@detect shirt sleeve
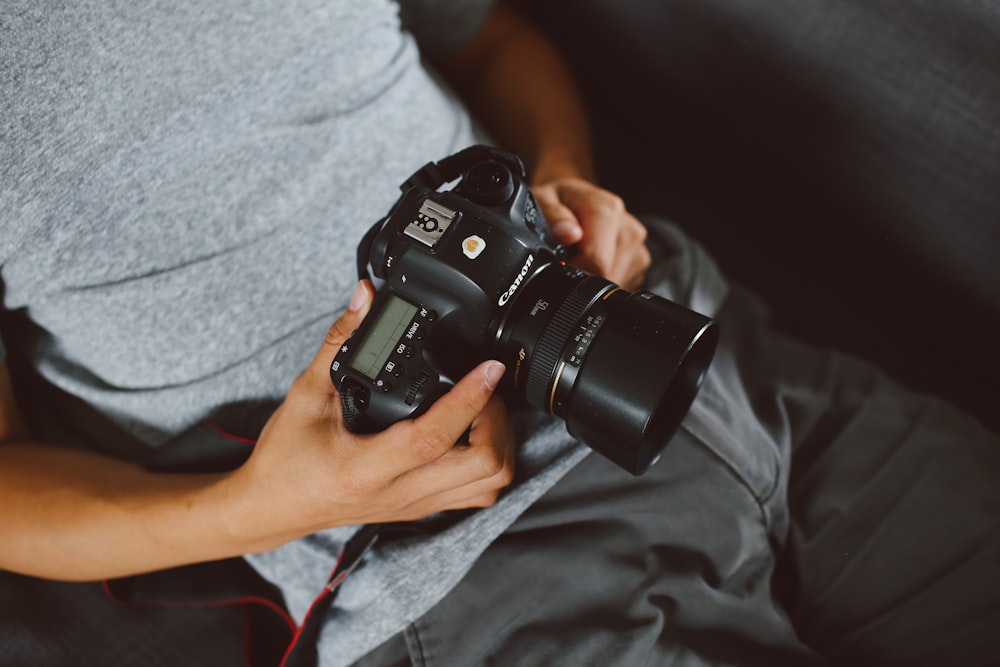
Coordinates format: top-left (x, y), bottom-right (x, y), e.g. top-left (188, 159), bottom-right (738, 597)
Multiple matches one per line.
top-left (397, 0), bottom-right (496, 59)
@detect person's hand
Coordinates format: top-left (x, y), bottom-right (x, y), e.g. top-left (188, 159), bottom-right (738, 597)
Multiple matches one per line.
top-left (532, 177), bottom-right (651, 291)
top-left (227, 281), bottom-right (515, 551)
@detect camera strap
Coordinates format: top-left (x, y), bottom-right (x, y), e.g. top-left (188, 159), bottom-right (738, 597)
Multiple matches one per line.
top-left (402, 144), bottom-right (526, 192)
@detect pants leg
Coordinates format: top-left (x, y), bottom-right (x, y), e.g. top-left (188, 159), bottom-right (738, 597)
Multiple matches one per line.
top-left (358, 430), bottom-right (818, 667)
top-left (709, 278), bottom-right (1000, 666)
top-left (768, 324), bottom-right (1000, 665)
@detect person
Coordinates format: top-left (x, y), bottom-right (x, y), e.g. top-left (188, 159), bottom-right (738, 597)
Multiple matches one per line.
top-left (1, 1), bottom-right (997, 666)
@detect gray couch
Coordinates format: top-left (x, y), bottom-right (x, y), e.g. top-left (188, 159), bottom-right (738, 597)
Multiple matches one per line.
top-left (514, 0), bottom-right (1000, 429)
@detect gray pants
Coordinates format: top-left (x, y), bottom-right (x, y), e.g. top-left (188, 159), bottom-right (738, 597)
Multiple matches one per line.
top-left (357, 221), bottom-right (1000, 666)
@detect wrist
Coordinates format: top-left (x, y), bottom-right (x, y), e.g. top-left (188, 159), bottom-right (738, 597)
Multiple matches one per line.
top-left (529, 142), bottom-right (596, 186)
top-left (216, 464), bottom-right (303, 555)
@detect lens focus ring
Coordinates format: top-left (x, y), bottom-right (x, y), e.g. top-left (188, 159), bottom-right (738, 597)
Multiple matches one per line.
top-left (525, 275), bottom-right (611, 411)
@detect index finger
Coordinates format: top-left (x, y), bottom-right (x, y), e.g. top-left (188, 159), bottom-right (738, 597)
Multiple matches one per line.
top-left (561, 188), bottom-right (626, 264)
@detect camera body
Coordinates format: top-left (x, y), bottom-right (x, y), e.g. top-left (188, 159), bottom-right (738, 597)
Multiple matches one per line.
top-left (331, 146), bottom-right (717, 475)
top-left (331, 147), bottom-right (560, 425)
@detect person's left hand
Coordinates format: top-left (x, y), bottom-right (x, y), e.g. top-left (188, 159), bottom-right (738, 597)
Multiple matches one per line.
top-left (531, 177), bottom-right (651, 291)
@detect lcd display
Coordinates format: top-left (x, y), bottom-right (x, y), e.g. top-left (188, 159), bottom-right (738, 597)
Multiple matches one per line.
top-left (351, 294), bottom-right (418, 380)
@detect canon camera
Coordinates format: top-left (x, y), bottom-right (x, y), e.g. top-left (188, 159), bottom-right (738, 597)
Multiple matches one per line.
top-left (330, 145), bottom-right (718, 474)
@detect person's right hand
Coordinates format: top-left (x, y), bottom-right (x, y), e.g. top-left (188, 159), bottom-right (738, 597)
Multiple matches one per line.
top-left (532, 177), bottom-right (651, 291)
top-left (227, 281), bottom-right (515, 553)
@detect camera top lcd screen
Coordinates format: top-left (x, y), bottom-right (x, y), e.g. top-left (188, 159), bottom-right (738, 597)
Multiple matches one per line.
top-left (351, 294), bottom-right (418, 380)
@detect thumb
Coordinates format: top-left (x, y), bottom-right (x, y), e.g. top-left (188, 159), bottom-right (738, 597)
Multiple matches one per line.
top-left (306, 280), bottom-right (375, 384)
top-left (534, 185), bottom-right (583, 245)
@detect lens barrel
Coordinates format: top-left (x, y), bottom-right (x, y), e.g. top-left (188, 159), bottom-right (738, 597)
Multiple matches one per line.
top-left (497, 264), bottom-right (718, 475)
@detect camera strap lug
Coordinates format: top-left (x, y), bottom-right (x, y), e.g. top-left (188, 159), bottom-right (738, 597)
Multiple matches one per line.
top-left (401, 162), bottom-right (447, 192)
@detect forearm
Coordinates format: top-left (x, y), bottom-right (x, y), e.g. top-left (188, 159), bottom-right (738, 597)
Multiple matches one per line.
top-left (436, 2), bottom-right (595, 184)
top-left (0, 287), bottom-right (515, 582)
top-left (0, 442), bottom-right (254, 581)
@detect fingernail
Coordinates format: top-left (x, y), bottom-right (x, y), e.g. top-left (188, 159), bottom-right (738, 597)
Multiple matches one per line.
top-left (348, 281), bottom-right (368, 312)
top-left (484, 361), bottom-right (506, 390)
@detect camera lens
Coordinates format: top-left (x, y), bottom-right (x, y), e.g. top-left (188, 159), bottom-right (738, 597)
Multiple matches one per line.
top-left (496, 263), bottom-right (717, 475)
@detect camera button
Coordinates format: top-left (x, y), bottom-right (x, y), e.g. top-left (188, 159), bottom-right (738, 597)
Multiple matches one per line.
top-left (375, 379), bottom-right (392, 393)
top-left (401, 345), bottom-right (415, 359)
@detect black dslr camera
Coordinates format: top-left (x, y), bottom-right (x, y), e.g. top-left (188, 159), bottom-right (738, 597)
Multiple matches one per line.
top-left (330, 146), bottom-right (718, 475)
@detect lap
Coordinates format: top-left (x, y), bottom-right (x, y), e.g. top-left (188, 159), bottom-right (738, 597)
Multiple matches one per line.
top-left (357, 227), bottom-right (1000, 666)
top-left (365, 431), bottom-right (816, 667)
top-left (773, 342), bottom-right (1000, 665)
top-left (714, 283), bottom-right (1000, 666)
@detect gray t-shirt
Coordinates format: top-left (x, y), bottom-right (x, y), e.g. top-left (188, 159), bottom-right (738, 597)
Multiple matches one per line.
top-left (1, 0), bottom-right (486, 444)
top-left (1, 2), bottom-right (726, 664)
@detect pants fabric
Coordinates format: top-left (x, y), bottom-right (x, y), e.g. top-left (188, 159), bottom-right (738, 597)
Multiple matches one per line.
top-left (354, 221), bottom-right (1000, 667)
